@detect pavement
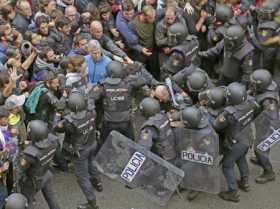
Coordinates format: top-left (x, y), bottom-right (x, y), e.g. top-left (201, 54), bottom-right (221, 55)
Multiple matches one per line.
top-left (34, 145), bottom-right (280, 209)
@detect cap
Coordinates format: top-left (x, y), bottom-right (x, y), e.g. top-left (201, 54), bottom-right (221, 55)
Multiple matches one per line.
top-left (5, 95), bottom-right (26, 110)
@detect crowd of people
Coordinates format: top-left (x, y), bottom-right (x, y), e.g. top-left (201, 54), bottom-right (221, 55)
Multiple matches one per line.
top-left (0, 0), bottom-right (279, 208)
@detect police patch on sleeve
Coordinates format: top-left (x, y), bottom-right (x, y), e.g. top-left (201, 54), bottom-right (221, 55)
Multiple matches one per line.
top-left (141, 131), bottom-right (150, 140)
top-left (248, 59), bottom-right (253, 66)
top-left (20, 159), bottom-right (27, 167)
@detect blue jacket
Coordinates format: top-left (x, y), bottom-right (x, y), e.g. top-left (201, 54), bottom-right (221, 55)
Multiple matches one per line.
top-left (0, 43), bottom-right (7, 64)
top-left (85, 55), bottom-right (111, 85)
top-left (116, 11), bottom-right (138, 45)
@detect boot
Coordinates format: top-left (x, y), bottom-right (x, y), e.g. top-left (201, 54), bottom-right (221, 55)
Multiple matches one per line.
top-left (90, 177), bottom-right (103, 192)
top-left (219, 190), bottom-right (240, 203)
top-left (250, 157), bottom-right (261, 167)
top-left (77, 200), bottom-right (99, 209)
top-left (187, 190), bottom-right (200, 201)
top-left (237, 176), bottom-right (250, 192)
top-left (255, 170), bottom-right (275, 184)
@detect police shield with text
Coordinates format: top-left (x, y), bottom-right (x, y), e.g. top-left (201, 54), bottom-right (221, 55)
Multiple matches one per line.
top-left (214, 82), bottom-right (259, 202)
top-left (249, 69), bottom-right (280, 184)
top-left (19, 120), bottom-right (61, 209)
top-left (93, 131), bottom-right (184, 206)
top-left (175, 106), bottom-right (220, 201)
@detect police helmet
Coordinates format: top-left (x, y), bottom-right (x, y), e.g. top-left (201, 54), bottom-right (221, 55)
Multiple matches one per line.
top-left (140, 97), bottom-right (160, 117)
top-left (199, 86), bottom-right (226, 108)
top-left (67, 92), bottom-right (87, 112)
top-left (226, 82), bottom-right (247, 105)
top-left (5, 193), bottom-right (28, 209)
top-left (168, 22), bottom-right (188, 46)
top-left (27, 120), bottom-right (48, 142)
top-left (187, 70), bottom-right (208, 92)
top-left (166, 51), bottom-right (185, 73)
top-left (106, 61), bottom-right (124, 78)
top-left (258, 1), bottom-right (279, 21)
top-left (181, 106), bottom-right (207, 128)
top-left (250, 69), bottom-right (272, 92)
top-left (224, 25), bottom-right (245, 51)
top-left (216, 4), bottom-right (234, 23)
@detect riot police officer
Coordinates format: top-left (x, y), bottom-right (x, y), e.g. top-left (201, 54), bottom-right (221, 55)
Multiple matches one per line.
top-left (5, 193), bottom-right (28, 209)
top-left (249, 69), bottom-right (279, 184)
top-left (249, 1), bottom-right (280, 74)
top-left (198, 86), bottom-right (227, 124)
top-left (214, 82), bottom-right (259, 202)
top-left (199, 25), bottom-right (255, 86)
top-left (175, 106), bottom-right (219, 201)
top-left (207, 4), bottom-right (233, 47)
top-left (174, 67), bottom-right (214, 104)
top-left (160, 22), bottom-right (199, 80)
top-left (55, 92), bottom-right (100, 209)
top-left (19, 120), bottom-right (61, 209)
top-left (138, 97), bottom-right (177, 163)
top-left (92, 61), bottom-right (151, 143)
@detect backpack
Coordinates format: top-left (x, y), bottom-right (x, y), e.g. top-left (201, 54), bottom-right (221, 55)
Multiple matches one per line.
top-left (25, 83), bottom-right (48, 114)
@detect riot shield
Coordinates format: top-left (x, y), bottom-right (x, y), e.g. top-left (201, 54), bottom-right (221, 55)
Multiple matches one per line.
top-left (254, 111), bottom-right (280, 158)
top-left (175, 127), bottom-right (220, 194)
top-left (93, 131), bottom-right (184, 206)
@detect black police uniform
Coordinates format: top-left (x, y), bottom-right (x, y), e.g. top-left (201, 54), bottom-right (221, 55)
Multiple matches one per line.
top-left (57, 108), bottom-right (100, 207)
top-left (20, 134), bottom-right (60, 209)
top-left (201, 39), bottom-right (254, 86)
top-left (138, 112), bottom-right (177, 162)
top-left (214, 96), bottom-right (258, 194)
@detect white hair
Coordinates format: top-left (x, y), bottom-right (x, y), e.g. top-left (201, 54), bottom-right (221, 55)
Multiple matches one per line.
top-left (87, 39), bottom-right (101, 51)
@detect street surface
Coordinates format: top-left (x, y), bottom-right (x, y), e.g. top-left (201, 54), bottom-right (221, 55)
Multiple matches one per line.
top-left (35, 146), bottom-right (280, 209)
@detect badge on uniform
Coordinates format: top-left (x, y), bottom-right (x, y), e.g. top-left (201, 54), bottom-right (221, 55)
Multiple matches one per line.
top-left (261, 30), bottom-right (268, 37)
top-left (141, 131), bottom-right (150, 140)
top-left (248, 59), bottom-right (253, 66)
top-left (20, 159), bottom-right (27, 168)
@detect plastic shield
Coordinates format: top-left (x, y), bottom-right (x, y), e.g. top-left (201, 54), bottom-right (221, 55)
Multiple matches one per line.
top-left (254, 111), bottom-right (280, 153)
top-left (93, 131), bottom-right (184, 206)
top-left (175, 127), bottom-right (220, 194)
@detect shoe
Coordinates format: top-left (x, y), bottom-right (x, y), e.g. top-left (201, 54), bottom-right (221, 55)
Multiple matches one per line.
top-left (255, 171), bottom-right (275, 184)
top-left (250, 157), bottom-right (261, 167)
top-left (219, 190), bottom-right (240, 203)
top-left (90, 177), bottom-right (103, 192)
top-left (77, 200), bottom-right (99, 209)
top-left (237, 176), bottom-right (250, 192)
top-left (187, 190), bottom-right (200, 201)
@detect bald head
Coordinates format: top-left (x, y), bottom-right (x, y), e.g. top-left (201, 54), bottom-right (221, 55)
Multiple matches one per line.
top-left (17, 0), bottom-right (32, 18)
top-left (65, 5), bottom-right (77, 22)
top-left (90, 21), bottom-right (103, 39)
top-left (153, 85), bottom-right (170, 103)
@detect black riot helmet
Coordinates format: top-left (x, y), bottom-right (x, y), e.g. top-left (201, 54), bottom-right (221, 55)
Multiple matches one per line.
top-left (106, 61), bottom-right (124, 78)
top-left (199, 86), bottom-right (226, 109)
top-left (140, 97), bottom-right (160, 117)
top-left (226, 82), bottom-right (247, 105)
top-left (186, 70), bottom-right (208, 92)
top-left (250, 69), bottom-right (272, 92)
top-left (181, 106), bottom-right (207, 128)
top-left (165, 51), bottom-right (185, 73)
top-left (224, 25), bottom-right (245, 51)
top-left (5, 193), bottom-right (28, 209)
top-left (27, 120), bottom-right (49, 142)
top-left (168, 22), bottom-right (188, 46)
top-left (67, 92), bottom-right (87, 112)
top-left (215, 4), bottom-right (234, 23)
top-left (258, 1), bottom-right (279, 21)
